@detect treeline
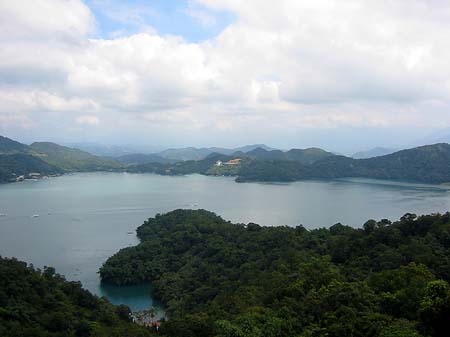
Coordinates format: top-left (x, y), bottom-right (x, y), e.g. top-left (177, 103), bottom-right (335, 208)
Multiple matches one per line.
top-left (0, 256), bottom-right (151, 337)
top-left (100, 209), bottom-right (450, 337)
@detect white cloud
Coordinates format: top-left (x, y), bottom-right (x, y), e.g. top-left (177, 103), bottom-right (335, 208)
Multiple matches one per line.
top-left (76, 115), bottom-right (100, 125)
top-left (0, 0), bottom-right (95, 40)
top-left (1, 0), bottom-right (450, 150)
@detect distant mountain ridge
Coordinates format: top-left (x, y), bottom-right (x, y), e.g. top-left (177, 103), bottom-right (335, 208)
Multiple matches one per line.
top-left (156, 144), bottom-right (274, 161)
top-left (30, 142), bottom-right (122, 172)
top-left (3, 134), bottom-right (450, 185)
top-left (237, 143), bottom-right (450, 184)
top-left (240, 147), bottom-right (335, 164)
top-left (117, 153), bottom-right (176, 165)
top-left (352, 147), bottom-right (397, 159)
top-left (117, 145), bottom-right (331, 165)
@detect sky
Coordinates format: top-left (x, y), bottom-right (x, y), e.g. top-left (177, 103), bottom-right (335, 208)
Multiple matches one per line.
top-left (1, 0), bottom-right (450, 154)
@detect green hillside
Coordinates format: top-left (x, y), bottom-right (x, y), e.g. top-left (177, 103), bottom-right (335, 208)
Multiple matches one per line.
top-left (100, 209), bottom-right (450, 337)
top-left (237, 143), bottom-right (450, 184)
top-left (244, 147), bottom-right (335, 164)
top-left (30, 142), bottom-right (123, 172)
top-left (0, 135), bottom-right (31, 154)
top-left (0, 256), bottom-right (151, 337)
top-left (0, 154), bottom-right (62, 183)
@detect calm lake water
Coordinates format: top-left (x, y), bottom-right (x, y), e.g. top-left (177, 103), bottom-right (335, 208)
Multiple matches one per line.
top-left (1, 172), bottom-right (450, 311)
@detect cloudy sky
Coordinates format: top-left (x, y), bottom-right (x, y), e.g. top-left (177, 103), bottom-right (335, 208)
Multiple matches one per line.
top-left (1, 0), bottom-right (450, 153)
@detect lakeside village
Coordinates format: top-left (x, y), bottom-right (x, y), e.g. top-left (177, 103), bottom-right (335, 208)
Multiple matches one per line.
top-left (9, 172), bottom-right (60, 183)
top-left (130, 308), bottom-right (164, 332)
top-left (214, 158), bottom-right (242, 166)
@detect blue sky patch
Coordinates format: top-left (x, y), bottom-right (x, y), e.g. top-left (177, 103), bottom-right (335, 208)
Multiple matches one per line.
top-left (85, 0), bottom-right (235, 41)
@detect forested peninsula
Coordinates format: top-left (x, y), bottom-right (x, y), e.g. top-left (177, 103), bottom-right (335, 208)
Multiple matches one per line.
top-left (100, 209), bottom-right (450, 337)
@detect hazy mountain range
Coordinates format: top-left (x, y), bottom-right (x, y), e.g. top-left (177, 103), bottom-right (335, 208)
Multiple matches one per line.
top-left (3, 135), bottom-right (450, 185)
top-left (352, 147), bottom-right (397, 159)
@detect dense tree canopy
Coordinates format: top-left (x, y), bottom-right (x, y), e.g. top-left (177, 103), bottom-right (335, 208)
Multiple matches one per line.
top-left (100, 209), bottom-right (450, 337)
top-left (0, 257), bottom-right (151, 337)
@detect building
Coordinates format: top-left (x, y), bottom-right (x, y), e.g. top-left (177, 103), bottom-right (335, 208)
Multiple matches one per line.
top-left (215, 160), bottom-right (223, 166)
top-left (224, 158), bottom-right (242, 165)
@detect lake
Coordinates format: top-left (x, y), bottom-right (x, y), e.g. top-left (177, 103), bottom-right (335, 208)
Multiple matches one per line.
top-left (1, 172), bottom-right (450, 312)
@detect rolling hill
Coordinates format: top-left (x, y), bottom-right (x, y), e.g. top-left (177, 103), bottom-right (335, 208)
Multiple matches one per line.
top-left (237, 143), bottom-right (450, 184)
top-left (0, 135), bottom-right (31, 154)
top-left (241, 147), bottom-right (335, 164)
top-left (29, 142), bottom-right (123, 172)
top-left (157, 144), bottom-right (275, 161)
top-left (352, 147), bottom-right (397, 159)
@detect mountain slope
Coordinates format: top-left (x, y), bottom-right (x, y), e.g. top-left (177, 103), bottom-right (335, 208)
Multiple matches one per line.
top-left (30, 142), bottom-right (123, 172)
top-left (352, 147), bottom-right (397, 159)
top-left (0, 135), bottom-right (30, 154)
top-left (239, 147), bottom-right (335, 164)
top-left (157, 144), bottom-right (275, 161)
top-left (0, 153), bottom-right (63, 182)
top-left (238, 143), bottom-right (450, 183)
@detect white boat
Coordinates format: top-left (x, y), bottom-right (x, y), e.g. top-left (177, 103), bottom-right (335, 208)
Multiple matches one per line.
top-left (32, 214), bottom-right (40, 218)
top-left (0, 213), bottom-right (6, 217)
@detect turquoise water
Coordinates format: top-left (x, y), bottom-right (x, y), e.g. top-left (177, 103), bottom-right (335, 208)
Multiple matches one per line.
top-left (1, 172), bottom-right (450, 311)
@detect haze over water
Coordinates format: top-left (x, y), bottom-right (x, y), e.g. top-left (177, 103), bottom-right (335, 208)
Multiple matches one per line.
top-left (1, 172), bottom-right (450, 310)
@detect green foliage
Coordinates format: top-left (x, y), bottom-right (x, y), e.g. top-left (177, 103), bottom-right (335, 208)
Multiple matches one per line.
top-left (418, 280), bottom-right (450, 337)
top-left (100, 209), bottom-right (450, 336)
top-left (0, 256), bottom-right (151, 337)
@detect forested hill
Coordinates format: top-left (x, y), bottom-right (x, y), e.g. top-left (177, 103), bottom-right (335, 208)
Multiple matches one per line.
top-left (237, 143), bottom-right (450, 183)
top-left (0, 135), bottom-right (31, 154)
top-left (0, 135), bottom-right (123, 182)
top-left (30, 142), bottom-right (123, 172)
top-left (0, 256), bottom-right (151, 337)
top-left (0, 154), bottom-right (62, 183)
top-left (100, 209), bottom-right (450, 337)
top-left (241, 146), bottom-right (335, 164)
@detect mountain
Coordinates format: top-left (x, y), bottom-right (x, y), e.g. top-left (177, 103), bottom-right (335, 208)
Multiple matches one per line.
top-left (352, 147), bottom-right (397, 159)
top-left (68, 142), bottom-right (138, 157)
top-left (157, 144), bottom-right (275, 161)
top-left (29, 142), bottom-right (123, 172)
top-left (117, 153), bottom-right (175, 165)
top-left (243, 147), bottom-right (286, 160)
top-left (0, 153), bottom-right (62, 183)
top-left (238, 143), bottom-right (450, 184)
top-left (236, 147), bottom-right (335, 164)
top-left (0, 256), bottom-right (151, 336)
top-left (0, 136), bottom-right (63, 182)
top-left (0, 135), bottom-right (31, 154)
